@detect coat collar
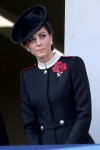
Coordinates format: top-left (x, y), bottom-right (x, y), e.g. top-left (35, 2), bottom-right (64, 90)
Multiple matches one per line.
top-left (38, 52), bottom-right (61, 69)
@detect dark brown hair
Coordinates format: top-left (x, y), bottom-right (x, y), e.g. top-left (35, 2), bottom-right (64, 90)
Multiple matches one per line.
top-left (44, 22), bottom-right (54, 51)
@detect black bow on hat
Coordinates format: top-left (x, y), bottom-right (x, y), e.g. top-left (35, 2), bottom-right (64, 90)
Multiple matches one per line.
top-left (10, 5), bottom-right (47, 44)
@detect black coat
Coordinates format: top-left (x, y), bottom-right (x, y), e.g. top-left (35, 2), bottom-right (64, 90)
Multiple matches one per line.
top-left (20, 56), bottom-right (94, 144)
top-left (0, 114), bottom-right (9, 145)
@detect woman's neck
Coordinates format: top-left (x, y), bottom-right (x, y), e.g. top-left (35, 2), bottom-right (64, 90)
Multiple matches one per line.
top-left (37, 52), bottom-right (61, 69)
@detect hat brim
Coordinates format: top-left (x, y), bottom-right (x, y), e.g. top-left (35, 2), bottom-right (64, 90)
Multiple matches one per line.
top-left (11, 5), bottom-right (47, 44)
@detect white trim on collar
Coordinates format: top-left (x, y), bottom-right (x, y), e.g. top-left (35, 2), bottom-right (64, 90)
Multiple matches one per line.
top-left (38, 52), bottom-right (61, 69)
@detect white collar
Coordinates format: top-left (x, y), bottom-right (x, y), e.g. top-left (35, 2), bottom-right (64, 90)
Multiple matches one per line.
top-left (38, 52), bottom-right (61, 69)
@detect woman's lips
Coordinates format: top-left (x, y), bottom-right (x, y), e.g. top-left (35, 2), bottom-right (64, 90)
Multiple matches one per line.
top-left (36, 48), bottom-right (44, 52)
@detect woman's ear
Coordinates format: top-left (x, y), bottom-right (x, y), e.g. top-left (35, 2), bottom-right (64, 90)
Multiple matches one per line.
top-left (50, 41), bottom-right (53, 45)
top-left (27, 48), bottom-right (30, 52)
top-left (50, 35), bottom-right (53, 45)
top-left (24, 46), bottom-right (30, 52)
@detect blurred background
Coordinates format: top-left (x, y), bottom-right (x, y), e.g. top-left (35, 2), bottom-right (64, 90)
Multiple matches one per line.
top-left (0, 0), bottom-right (65, 145)
top-left (65, 0), bottom-right (100, 143)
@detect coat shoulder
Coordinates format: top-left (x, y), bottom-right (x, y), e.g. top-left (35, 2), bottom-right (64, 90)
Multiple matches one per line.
top-left (60, 56), bottom-right (85, 68)
top-left (61, 55), bottom-right (84, 62)
top-left (21, 63), bottom-right (37, 72)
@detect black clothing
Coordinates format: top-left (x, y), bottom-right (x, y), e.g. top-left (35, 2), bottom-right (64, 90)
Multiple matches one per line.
top-left (20, 55), bottom-right (94, 144)
top-left (0, 114), bottom-right (9, 145)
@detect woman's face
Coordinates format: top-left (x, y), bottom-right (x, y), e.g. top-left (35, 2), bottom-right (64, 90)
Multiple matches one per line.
top-left (25, 27), bottom-right (53, 62)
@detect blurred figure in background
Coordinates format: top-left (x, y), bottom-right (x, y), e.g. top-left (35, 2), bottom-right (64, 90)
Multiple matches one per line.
top-left (0, 114), bottom-right (9, 145)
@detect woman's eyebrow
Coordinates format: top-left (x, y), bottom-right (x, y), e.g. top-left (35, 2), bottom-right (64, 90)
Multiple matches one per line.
top-left (38, 32), bottom-right (46, 35)
top-left (30, 32), bottom-right (46, 39)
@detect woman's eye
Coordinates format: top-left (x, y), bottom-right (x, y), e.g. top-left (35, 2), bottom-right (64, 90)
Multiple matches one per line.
top-left (28, 38), bottom-right (35, 43)
top-left (40, 34), bottom-right (46, 39)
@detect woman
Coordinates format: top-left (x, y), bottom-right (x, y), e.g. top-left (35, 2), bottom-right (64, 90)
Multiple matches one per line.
top-left (11, 5), bottom-right (94, 144)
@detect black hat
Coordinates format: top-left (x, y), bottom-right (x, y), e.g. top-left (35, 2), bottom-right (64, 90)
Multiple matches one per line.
top-left (10, 5), bottom-right (47, 44)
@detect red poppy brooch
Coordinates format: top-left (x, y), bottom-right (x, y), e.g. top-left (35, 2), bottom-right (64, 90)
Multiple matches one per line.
top-left (52, 61), bottom-right (67, 77)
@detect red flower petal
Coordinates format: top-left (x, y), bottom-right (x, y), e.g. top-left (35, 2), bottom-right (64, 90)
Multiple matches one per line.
top-left (52, 61), bottom-right (67, 74)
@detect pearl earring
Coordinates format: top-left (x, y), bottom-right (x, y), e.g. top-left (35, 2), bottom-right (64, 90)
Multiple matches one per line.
top-left (51, 41), bottom-right (53, 45)
top-left (27, 48), bottom-right (30, 52)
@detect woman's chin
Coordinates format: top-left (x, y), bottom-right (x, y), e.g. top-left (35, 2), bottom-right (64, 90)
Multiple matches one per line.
top-left (36, 52), bottom-right (46, 58)
top-left (36, 54), bottom-right (47, 60)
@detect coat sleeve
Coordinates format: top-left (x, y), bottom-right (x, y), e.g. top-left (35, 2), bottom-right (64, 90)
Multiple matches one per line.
top-left (66, 57), bottom-right (92, 143)
top-left (20, 72), bottom-right (40, 145)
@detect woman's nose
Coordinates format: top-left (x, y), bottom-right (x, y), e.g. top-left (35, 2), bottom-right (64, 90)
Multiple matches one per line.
top-left (36, 38), bottom-right (41, 46)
